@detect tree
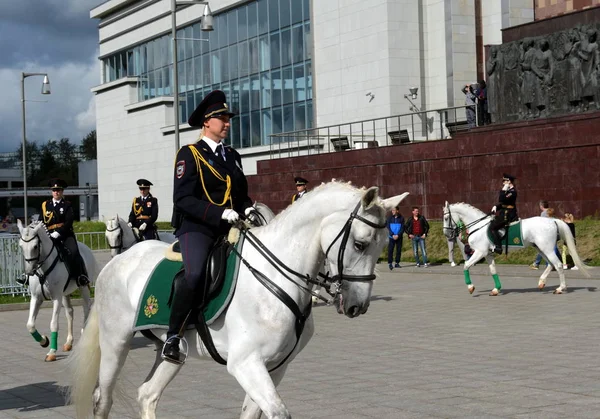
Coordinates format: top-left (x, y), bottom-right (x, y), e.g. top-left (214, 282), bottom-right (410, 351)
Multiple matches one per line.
top-left (80, 130), bottom-right (97, 160)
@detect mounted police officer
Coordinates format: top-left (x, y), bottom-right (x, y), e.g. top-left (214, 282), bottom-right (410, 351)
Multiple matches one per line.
top-left (165, 90), bottom-right (254, 363)
top-left (490, 173), bottom-right (519, 254)
top-left (128, 179), bottom-right (159, 240)
top-left (291, 176), bottom-right (309, 203)
top-left (41, 179), bottom-right (89, 286)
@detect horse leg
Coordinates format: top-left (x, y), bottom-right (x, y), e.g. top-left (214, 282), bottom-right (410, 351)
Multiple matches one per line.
top-left (485, 255), bottom-right (502, 296)
top-left (137, 355), bottom-right (183, 419)
top-left (545, 252), bottom-right (567, 294)
top-left (229, 356), bottom-right (290, 419)
top-left (45, 298), bottom-right (62, 362)
top-left (462, 250), bottom-right (486, 295)
top-left (240, 366), bottom-right (289, 419)
top-left (27, 295), bottom-right (48, 348)
top-left (62, 296), bottom-right (74, 352)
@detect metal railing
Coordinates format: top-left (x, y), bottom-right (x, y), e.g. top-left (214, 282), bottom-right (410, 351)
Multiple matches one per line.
top-left (0, 230), bottom-right (173, 295)
top-left (268, 105), bottom-right (472, 159)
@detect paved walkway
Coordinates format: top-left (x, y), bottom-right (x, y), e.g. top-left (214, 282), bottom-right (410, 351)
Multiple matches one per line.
top-left (0, 261), bottom-right (598, 418)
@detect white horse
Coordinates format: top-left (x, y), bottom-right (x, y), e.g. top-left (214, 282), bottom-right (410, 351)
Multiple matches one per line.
top-left (443, 202), bottom-right (590, 295)
top-left (17, 220), bottom-right (98, 361)
top-left (68, 182), bottom-right (409, 419)
top-left (104, 216), bottom-right (176, 257)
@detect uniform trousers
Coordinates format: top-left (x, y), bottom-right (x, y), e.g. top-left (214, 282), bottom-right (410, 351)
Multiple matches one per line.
top-left (56, 235), bottom-right (83, 277)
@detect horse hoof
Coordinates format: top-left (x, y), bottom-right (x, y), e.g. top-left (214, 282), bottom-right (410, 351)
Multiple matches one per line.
top-left (553, 289), bottom-right (563, 294)
top-left (538, 283), bottom-right (545, 290)
top-left (468, 285), bottom-right (475, 294)
top-left (40, 336), bottom-right (49, 348)
top-left (63, 343), bottom-right (73, 352)
top-left (489, 288), bottom-right (499, 296)
top-left (45, 354), bottom-right (57, 362)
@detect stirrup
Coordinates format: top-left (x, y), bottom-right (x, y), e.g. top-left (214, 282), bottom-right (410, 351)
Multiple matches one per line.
top-left (76, 275), bottom-right (90, 287)
top-left (161, 336), bottom-right (188, 365)
top-left (16, 274), bottom-right (29, 287)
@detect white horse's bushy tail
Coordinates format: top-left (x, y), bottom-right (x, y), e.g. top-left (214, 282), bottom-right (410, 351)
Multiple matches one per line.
top-left (66, 305), bottom-right (101, 418)
top-left (556, 219), bottom-right (591, 277)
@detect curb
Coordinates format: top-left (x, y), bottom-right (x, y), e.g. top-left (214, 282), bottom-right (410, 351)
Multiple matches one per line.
top-left (0, 298), bottom-right (94, 312)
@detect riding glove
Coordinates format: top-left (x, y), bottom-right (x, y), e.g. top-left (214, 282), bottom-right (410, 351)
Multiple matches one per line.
top-left (491, 206), bottom-right (497, 213)
top-left (139, 222), bottom-right (147, 231)
top-left (50, 231), bottom-right (60, 239)
top-left (221, 209), bottom-right (240, 224)
top-left (244, 207), bottom-right (254, 216)
top-left (127, 222), bottom-right (132, 228)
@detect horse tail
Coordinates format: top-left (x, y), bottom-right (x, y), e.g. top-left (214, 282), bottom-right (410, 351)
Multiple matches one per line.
top-left (66, 304), bottom-right (101, 418)
top-left (556, 219), bottom-right (591, 277)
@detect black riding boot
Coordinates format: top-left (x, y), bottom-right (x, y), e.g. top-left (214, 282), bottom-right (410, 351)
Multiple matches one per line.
top-left (491, 230), bottom-right (502, 254)
top-left (76, 256), bottom-right (90, 286)
top-left (164, 281), bottom-right (197, 364)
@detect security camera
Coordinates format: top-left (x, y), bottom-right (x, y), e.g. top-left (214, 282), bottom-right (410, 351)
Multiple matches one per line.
top-left (409, 87), bottom-right (418, 99)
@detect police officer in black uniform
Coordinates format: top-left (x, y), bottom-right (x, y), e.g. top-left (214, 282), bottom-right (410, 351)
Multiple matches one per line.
top-left (291, 176), bottom-right (309, 203)
top-left (490, 173), bottom-right (518, 254)
top-left (41, 179), bottom-right (89, 286)
top-left (165, 90), bottom-right (254, 363)
top-left (128, 179), bottom-right (159, 240)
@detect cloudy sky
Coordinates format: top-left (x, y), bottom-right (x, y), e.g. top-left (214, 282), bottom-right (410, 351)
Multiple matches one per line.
top-left (0, 0), bottom-right (100, 153)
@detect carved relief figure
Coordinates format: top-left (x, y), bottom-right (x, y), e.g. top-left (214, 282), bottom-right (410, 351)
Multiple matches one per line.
top-left (566, 29), bottom-right (583, 112)
top-left (532, 39), bottom-right (554, 117)
top-left (578, 28), bottom-right (600, 110)
top-left (486, 47), bottom-right (500, 122)
top-left (520, 39), bottom-right (537, 118)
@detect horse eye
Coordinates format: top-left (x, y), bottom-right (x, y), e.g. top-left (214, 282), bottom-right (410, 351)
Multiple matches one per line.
top-left (354, 241), bottom-right (366, 251)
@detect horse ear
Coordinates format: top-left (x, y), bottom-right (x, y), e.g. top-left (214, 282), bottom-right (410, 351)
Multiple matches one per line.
top-left (17, 219), bottom-right (24, 234)
top-left (362, 187), bottom-right (380, 210)
top-left (444, 201), bottom-right (449, 208)
top-left (382, 192), bottom-right (410, 212)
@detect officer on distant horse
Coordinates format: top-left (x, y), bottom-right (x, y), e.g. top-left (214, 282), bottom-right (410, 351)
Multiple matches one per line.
top-left (165, 90), bottom-right (254, 363)
top-left (41, 178), bottom-right (89, 286)
top-left (291, 176), bottom-right (309, 203)
top-left (128, 179), bottom-right (159, 240)
top-left (490, 173), bottom-right (518, 254)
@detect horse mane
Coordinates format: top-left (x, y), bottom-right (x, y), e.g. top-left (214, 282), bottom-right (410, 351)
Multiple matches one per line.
top-left (451, 202), bottom-right (486, 217)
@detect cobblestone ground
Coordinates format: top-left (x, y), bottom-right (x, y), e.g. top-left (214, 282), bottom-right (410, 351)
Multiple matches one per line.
top-left (0, 259), bottom-right (598, 418)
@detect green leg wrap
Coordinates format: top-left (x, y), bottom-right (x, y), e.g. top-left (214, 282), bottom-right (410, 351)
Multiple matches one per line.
top-left (492, 274), bottom-right (502, 290)
top-left (30, 330), bottom-right (42, 342)
top-left (464, 270), bottom-right (472, 285)
top-left (50, 332), bottom-right (58, 351)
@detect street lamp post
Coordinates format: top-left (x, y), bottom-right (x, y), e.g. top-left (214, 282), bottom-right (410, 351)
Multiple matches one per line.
top-left (21, 72), bottom-right (51, 224)
top-left (171, 0), bottom-right (214, 153)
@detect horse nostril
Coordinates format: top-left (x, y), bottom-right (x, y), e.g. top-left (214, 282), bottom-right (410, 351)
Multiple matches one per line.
top-left (348, 306), bottom-right (360, 317)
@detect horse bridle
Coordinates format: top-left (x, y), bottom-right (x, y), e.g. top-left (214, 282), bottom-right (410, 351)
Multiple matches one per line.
top-left (443, 207), bottom-right (492, 239)
top-left (443, 208), bottom-right (460, 240)
top-left (20, 232), bottom-right (58, 275)
top-left (106, 223), bottom-right (124, 253)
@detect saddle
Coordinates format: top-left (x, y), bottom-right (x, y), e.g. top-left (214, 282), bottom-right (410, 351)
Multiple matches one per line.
top-left (166, 236), bottom-right (233, 307)
top-left (53, 241), bottom-right (88, 290)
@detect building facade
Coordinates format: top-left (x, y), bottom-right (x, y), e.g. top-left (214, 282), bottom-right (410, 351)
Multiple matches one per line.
top-left (91, 0), bottom-right (533, 220)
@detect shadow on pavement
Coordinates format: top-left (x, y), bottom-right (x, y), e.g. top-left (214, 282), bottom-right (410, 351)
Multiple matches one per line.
top-left (473, 286), bottom-right (597, 296)
top-left (0, 381), bottom-right (67, 411)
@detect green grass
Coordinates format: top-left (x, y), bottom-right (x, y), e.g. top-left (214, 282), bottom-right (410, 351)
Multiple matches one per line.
top-left (380, 218), bottom-right (600, 266)
top-left (0, 287), bottom-right (94, 305)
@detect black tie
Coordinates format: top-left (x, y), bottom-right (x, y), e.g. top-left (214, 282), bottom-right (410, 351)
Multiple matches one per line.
top-left (216, 144), bottom-right (226, 161)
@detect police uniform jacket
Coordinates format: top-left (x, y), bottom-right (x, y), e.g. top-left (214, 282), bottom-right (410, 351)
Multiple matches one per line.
top-left (128, 194), bottom-right (158, 227)
top-left (496, 187), bottom-right (518, 222)
top-left (291, 191), bottom-right (306, 203)
top-left (41, 199), bottom-right (75, 238)
top-left (173, 139), bottom-right (252, 238)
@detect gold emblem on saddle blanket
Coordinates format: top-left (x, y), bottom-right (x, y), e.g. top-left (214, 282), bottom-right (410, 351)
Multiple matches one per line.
top-left (513, 237), bottom-right (521, 244)
top-left (144, 295), bottom-right (159, 318)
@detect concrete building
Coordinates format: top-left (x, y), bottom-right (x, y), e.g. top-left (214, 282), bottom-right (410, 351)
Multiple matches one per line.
top-left (90, 0), bottom-right (534, 221)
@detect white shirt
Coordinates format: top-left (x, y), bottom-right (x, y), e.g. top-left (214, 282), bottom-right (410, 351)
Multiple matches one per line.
top-left (203, 136), bottom-right (223, 156)
top-left (297, 191), bottom-right (306, 198)
top-left (52, 199), bottom-right (62, 206)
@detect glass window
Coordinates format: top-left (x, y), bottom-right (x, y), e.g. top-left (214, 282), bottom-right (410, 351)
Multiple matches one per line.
top-left (283, 104), bottom-right (294, 133)
top-left (221, 81), bottom-right (230, 104)
top-left (148, 40), bottom-right (155, 70)
top-left (279, 0), bottom-right (291, 28)
top-left (268, 0), bottom-right (279, 32)
top-left (176, 30), bottom-right (185, 61)
top-left (270, 32), bottom-right (280, 68)
top-left (238, 6), bottom-right (248, 42)
top-left (251, 111), bottom-right (261, 146)
top-left (229, 44), bottom-right (238, 81)
top-left (307, 100), bottom-right (313, 128)
top-left (249, 38), bottom-right (259, 75)
top-left (208, 26), bottom-right (218, 51)
top-left (217, 14), bottom-right (227, 49)
top-left (292, 0), bottom-right (303, 24)
top-left (292, 24), bottom-right (304, 63)
top-left (258, 0), bottom-right (268, 35)
top-left (239, 40), bottom-right (250, 78)
top-left (306, 61), bottom-right (312, 99)
top-left (163, 66), bottom-right (171, 95)
top-left (304, 22), bottom-right (311, 60)
top-left (261, 109), bottom-right (272, 145)
top-left (184, 26), bottom-right (194, 60)
top-left (140, 45), bottom-right (147, 74)
top-left (230, 80), bottom-right (240, 113)
top-left (294, 64), bottom-right (305, 101)
top-left (220, 49), bottom-right (229, 84)
top-left (177, 60), bottom-right (185, 96)
top-left (271, 69), bottom-right (282, 107)
top-left (259, 35), bottom-right (270, 72)
top-left (241, 114), bottom-right (250, 147)
top-left (186, 58), bottom-right (194, 93)
top-left (227, 10), bottom-right (237, 46)
top-left (248, 2), bottom-right (258, 38)
top-left (272, 107), bottom-right (283, 135)
top-left (282, 66), bottom-right (293, 104)
top-left (194, 56), bottom-right (203, 89)
top-left (240, 77), bottom-right (250, 114)
top-left (261, 71), bottom-right (271, 108)
top-left (250, 75), bottom-right (260, 110)
top-left (179, 93), bottom-right (187, 123)
top-left (148, 70), bottom-right (156, 98)
top-left (195, 90), bottom-right (203, 110)
top-left (210, 51), bottom-right (221, 84)
top-left (230, 117), bottom-right (240, 148)
top-left (202, 53), bottom-right (211, 85)
top-left (295, 102), bottom-right (306, 131)
top-left (192, 24), bottom-right (203, 56)
top-left (186, 91), bottom-right (195, 121)
top-left (280, 28), bottom-right (291, 67)
top-left (303, 0), bottom-right (310, 21)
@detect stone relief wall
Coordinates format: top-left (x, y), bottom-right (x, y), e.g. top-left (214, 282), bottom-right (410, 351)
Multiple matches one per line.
top-left (488, 24), bottom-right (600, 123)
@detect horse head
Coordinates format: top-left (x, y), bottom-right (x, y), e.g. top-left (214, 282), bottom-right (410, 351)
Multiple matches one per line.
top-left (442, 201), bottom-right (459, 240)
top-left (319, 186), bottom-right (409, 318)
top-left (104, 215), bottom-right (123, 257)
top-left (17, 219), bottom-right (52, 274)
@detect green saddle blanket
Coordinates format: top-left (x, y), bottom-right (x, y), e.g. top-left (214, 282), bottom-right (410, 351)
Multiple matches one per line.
top-left (487, 220), bottom-right (524, 248)
top-left (133, 235), bottom-right (244, 331)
